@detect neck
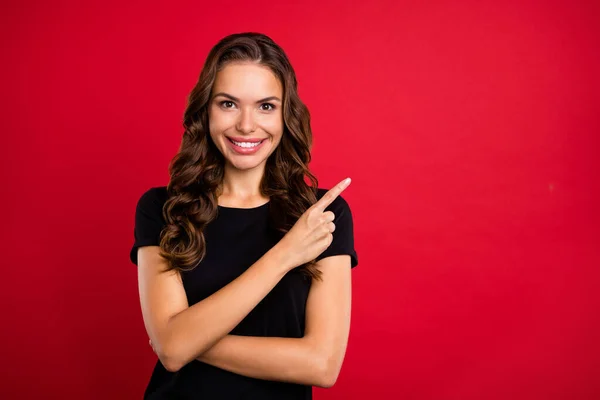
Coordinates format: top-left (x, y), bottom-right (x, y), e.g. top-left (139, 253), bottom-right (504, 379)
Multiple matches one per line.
top-left (219, 162), bottom-right (266, 201)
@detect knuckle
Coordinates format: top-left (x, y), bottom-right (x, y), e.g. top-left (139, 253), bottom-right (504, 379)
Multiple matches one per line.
top-left (321, 235), bottom-right (330, 249)
top-left (308, 207), bottom-right (320, 219)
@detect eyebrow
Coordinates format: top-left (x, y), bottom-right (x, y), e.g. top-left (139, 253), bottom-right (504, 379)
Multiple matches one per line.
top-left (213, 92), bottom-right (281, 103)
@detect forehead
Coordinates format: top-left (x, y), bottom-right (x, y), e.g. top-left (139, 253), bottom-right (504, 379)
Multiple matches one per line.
top-left (212, 62), bottom-right (282, 99)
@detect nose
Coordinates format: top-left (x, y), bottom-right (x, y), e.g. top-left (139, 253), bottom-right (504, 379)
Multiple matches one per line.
top-left (235, 108), bottom-right (256, 134)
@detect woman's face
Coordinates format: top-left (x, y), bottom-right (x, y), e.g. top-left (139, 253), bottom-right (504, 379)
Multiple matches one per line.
top-left (208, 62), bottom-right (284, 172)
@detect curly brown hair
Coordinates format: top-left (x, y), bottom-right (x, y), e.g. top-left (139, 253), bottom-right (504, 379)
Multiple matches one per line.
top-left (156, 32), bottom-right (323, 280)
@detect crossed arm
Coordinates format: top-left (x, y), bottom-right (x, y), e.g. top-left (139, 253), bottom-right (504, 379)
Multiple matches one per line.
top-left (195, 254), bottom-right (352, 388)
top-left (148, 254), bottom-right (352, 388)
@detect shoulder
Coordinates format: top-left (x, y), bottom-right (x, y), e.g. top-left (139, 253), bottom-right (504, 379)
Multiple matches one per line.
top-left (138, 186), bottom-right (168, 204)
top-left (136, 186), bottom-right (169, 215)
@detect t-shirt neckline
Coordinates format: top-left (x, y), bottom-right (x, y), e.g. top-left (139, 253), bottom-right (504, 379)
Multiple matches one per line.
top-left (217, 201), bottom-right (270, 211)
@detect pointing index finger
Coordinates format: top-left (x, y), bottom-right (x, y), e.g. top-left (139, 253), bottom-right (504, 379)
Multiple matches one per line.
top-left (314, 177), bottom-right (351, 212)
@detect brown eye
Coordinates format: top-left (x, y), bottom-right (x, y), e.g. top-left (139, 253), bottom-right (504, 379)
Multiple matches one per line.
top-left (260, 103), bottom-right (275, 111)
top-left (220, 101), bottom-right (235, 109)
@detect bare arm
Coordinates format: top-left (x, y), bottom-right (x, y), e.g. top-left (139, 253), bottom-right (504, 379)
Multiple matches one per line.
top-left (195, 335), bottom-right (324, 386)
top-left (138, 244), bottom-right (290, 373)
top-left (142, 178), bottom-right (352, 375)
top-left (194, 254), bottom-right (352, 388)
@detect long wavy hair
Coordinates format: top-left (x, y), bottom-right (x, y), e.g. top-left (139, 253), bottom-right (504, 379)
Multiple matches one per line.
top-left (157, 32), bottom-right (323, 280)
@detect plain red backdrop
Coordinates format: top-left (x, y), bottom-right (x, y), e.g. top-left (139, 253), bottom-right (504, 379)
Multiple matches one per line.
top-left (2, 0), bottom-right (599, 398)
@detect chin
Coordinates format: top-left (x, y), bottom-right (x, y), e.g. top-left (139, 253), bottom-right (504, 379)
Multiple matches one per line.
top-left (224, 152), bottom-right (265, 168)
top-left (228, 160), bottom-right (266, 171)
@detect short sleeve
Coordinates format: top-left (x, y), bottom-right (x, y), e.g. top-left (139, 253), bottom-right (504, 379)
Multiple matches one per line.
top-left (129, 187), bottom-right (168, 266)
top-left (314, 192), bottom-right (359, 268)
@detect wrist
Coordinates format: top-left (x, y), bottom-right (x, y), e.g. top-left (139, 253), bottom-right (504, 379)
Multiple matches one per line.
top-left (268, 242), bottom-right (296, 273)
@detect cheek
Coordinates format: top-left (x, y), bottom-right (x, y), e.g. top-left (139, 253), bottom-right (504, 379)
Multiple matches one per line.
top-left (209, 110), bottom-right (234, 133)
top-left (261, 116), bottom-right (284, 136)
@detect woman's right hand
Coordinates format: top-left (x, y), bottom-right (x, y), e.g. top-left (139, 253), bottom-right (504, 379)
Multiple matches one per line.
top-left (276, 177), bottom-right (352, 271)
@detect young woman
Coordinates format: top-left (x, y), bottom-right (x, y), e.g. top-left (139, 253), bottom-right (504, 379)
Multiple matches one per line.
top-left (130, 32), bottom-right (359, 399)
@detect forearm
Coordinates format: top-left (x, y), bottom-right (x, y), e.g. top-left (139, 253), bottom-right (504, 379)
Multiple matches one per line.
top-left (196, 334), bottom-right (328, 387)
top-left (165, 246), bottom-right (291, 370)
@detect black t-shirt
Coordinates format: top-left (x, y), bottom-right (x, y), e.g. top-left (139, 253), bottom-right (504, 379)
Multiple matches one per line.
top-left (130, 186), bottom-right (358, 399)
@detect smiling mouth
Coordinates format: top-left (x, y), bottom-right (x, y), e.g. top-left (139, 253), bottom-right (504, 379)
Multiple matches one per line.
top-left (225, 137), bottom-right (268, 154)
top-left (226, 137), bottom-right (266, 146)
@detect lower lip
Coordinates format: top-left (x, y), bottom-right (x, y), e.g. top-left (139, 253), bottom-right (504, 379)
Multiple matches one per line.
top-left (226, 138), bottom-right (267, 155)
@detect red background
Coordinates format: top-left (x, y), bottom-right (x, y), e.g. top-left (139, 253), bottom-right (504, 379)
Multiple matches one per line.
top-left (2, 0), bottom-right (599, 398)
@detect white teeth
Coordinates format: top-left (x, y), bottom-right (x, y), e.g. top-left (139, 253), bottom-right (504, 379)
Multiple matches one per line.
top-left (231, 140), bottom-right (262, 148)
